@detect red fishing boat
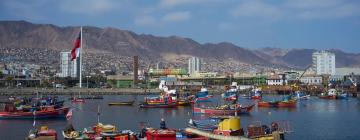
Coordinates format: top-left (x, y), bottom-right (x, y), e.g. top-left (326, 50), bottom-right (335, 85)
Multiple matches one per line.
top-left (258, 100), bottom-right (296, 108)
top-left (146, 128), bottom-right (177, 140)
top-left (319, 89), bottom-right (337, 100)
top-left (0, 105), bottom-right (69, 119)
top-left (139, 102), bottom-right (177, 108)
top-left (193, 104), bottom-right (254, 115)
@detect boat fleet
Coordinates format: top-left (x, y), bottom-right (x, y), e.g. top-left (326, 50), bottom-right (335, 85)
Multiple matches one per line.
top-left (3, 80), bottom-right (358, 140)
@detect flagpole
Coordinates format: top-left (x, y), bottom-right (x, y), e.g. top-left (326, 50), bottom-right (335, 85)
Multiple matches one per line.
top-left (79, 26), bottom-right (83, 88)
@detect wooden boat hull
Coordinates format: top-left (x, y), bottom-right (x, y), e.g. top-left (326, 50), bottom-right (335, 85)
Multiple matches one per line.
top-left (193, 104), bottom-right (254, 115)
top-left (108, 101), bottom-right (134, 106)
top-left (0, 107), bottom-right (69, 119)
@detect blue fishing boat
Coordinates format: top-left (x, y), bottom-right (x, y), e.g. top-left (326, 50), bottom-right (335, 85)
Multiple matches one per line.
top-left (221, 82), bottom-right (239, 101)
top-left (193, 88), bottom-right (213, 102)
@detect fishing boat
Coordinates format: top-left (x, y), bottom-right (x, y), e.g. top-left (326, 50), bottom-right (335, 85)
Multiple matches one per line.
top-left (319, 89), bottom-right (337, 99)
top-left (108, 101), bottom-right (135, 106)
top-left (186, 116), bottom-right (288, 140)
top-left (193, 88), bottom-right (213, 102)
top-left (26, 126), bottom-right (57, 140)
top-left (144, 128), bottom-right (177, 140)
top-left (292, 91), bottom-right (310, 100)
top-left (187, 118), bottom-right (220, 131)
top-left (250, 88), bottom-right (262, 100)
top-left (193, 104), bottom-right (254, 115)
top-left (258, 100), bottom-right (297, 108)
top-left (222, 82), bottom-right (239, 101)
top-left (139, 102), bottom-right (177, 108)
top-left (336, 93), bottom-right (349, 99)
top-left (144, 80), bottom-right (179, 105)
top-left (62, 123), bottom-right (137, 140)
top-left (0, 105), bottom-right (69, 119)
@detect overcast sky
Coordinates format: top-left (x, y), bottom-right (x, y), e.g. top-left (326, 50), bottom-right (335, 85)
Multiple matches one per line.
top-left (1, 0), bottom-right (360, 52)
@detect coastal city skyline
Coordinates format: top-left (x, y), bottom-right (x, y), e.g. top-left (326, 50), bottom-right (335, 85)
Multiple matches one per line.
top-left (1, 1), bottom-right (360, 140)
top-left (1, 0), bottom-right (360, 53)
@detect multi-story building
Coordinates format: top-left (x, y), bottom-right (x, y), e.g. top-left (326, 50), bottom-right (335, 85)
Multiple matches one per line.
top-left (312, 50), bottom-right (335, 75)
top-left (188, 57), bottom-right (201, 75)
top-left (59, 52), bottom-right (79, 78)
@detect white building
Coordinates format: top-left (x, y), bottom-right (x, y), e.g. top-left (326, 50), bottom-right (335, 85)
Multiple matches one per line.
top-left (59, 52), bottom-right (79, 78)
top-left (300, 76), bottom-right (323, 85)
top-left (312, 50), bottom-right (336, 75)
top-left (188, 57), bottom-right (201, 75)
top-left (266, 74), bottom-right (287, 86)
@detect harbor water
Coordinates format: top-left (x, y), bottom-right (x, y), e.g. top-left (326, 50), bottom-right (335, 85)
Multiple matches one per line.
top-left (1, 95), bottom-right (360, 140)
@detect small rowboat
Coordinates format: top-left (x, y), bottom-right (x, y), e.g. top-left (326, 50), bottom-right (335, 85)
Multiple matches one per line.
top-left (193, 104), bottom-right (254, 115)
top-left (0, 107), bottom-right (69, 119)
top-left (139, 103), bottom-right (177, 108)
top-left (108, 101), bottom-right (135, 106)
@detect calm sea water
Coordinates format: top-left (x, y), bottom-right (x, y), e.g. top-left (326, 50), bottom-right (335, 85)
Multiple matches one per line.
top-left (1, 94), bottom-right (360, 140)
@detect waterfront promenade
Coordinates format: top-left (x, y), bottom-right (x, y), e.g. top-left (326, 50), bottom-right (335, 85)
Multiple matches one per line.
top-left (0, 88), bottom-right (226, 96)
top-left (0, 88), bottom-right (162, 95)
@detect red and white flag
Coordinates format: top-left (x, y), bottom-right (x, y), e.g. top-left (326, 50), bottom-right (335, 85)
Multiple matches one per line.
top-left (66, 109), bottom-right (73, 120)
top-left (71, 31), bottom-right (81, 61)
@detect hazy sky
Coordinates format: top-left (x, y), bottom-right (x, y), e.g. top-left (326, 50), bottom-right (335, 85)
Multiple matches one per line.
top-left (1, 0), bottom-right (360, 53)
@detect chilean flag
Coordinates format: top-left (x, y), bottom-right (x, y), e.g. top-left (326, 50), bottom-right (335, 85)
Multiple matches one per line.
top-left (71, 31), bottom-right (81, 61)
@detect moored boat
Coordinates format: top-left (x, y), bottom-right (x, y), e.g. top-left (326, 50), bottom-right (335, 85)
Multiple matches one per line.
top-left (139, 102), bottom-right (177, 108)
top-left (319, 89), bottom-right (338, 99)
top-left (185, 116), bottom-right (289, 140)
top-left (193, 88), bottom-right (213, 102)
top-left (336, 93), bottom-right (349, 99)
top-left (258, 99), bottom-right (296, 108)
top-left (0, 106), bottom-right (69, 119)
top-left (250, 88), bottom-right (262, 100)
top-left (26, 126), bottom-right (57, 140)
top-left (222, 82), bottom-right (239, 101)
top-left (62, 123), bottom-right (136, 140)
top-left (108, 101), bottom-right (135, 106)
top-left (193, 104), bottom-right (254, 115)
top-left (293, 91), bottom-right (310, 100)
